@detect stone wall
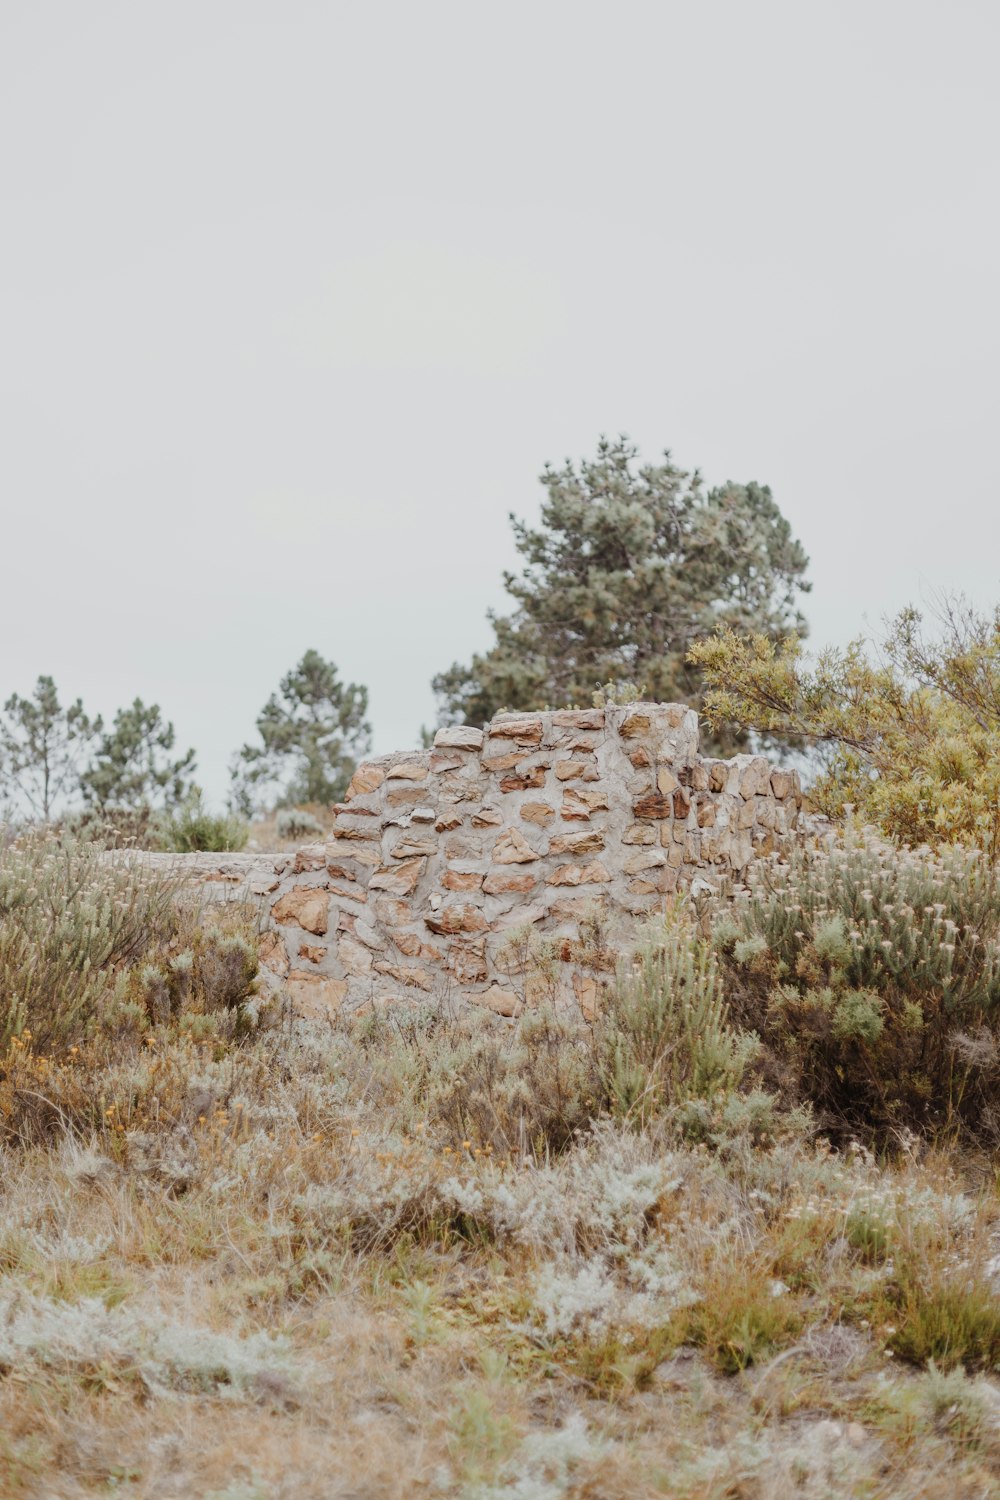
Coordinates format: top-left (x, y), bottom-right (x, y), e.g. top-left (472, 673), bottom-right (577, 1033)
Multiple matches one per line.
top-left (251, 704), bottom-right (803, 1021)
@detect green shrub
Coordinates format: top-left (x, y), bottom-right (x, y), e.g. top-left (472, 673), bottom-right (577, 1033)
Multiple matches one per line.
top-left (0, 830), bottom-right (180, 1047)
top-left (161, 788), bottom-right (248, 853)
top-left (601, 910), bottom-right (755, 1125)
top-left (887, 1258), bottom-right (1000, 1371)
top-left (716, 835), bottom-right (1000, 1141)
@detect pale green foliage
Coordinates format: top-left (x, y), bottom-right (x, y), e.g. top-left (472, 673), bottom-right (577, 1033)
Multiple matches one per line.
top-left (602, 910), bottom-right (755, 1123)
top-left (0, 829), bottom-right (179, 1047)
top-left (692, 596), bottom-right (1000, 857)
top-left (160, 785), bottom-right (248, 852)
top-left (716, 835), bottom-right (1000, 1139)
top-left (433, 435), bottom-right (810, 747)
top-left (234, 649), bottom-right (371, 811)
top-left (591, 678), bottom-right (645, 708)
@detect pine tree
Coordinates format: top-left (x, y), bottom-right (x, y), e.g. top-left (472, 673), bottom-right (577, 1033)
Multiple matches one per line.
top-left (433, 436), bottom-right (810, 749)
top-left (233, 650), bottom-right (371, 810)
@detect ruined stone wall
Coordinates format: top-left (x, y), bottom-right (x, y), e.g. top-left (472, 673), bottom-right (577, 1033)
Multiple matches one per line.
top-left (255, 704), bottom-right (803, 1020)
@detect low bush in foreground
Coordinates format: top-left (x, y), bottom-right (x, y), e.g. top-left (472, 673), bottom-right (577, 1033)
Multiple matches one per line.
top-left (4, 828), bottom-right (1000, 1494)
top-left (715, 833), bottom-right (1000, 1142)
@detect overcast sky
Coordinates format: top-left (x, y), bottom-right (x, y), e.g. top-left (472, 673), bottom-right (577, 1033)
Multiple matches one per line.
top-left (2, 1), bottom-right (997, 805)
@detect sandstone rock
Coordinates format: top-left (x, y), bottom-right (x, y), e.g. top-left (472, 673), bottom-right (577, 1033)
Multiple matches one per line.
top-left (696, 798), bottom-right (716, 829)
top-left (441, 868), bottom-right (484, 891)
top-left (373, 961), bottom-right (435, 991)
top-left (656, 767), bottom-right (679, 796)
top-left (330, 823), bottom-right (380, 844)
top-left (386, 785), bottom-right (429, 808)
top-left (298, 942), bottom-right (327, 965)
top-left (554, 759), bottom-right (597, 782)
top-left (368, 858), bottom-right (424, 896)
top-left (572, 972), bottom-right (599, 1021)
top-left (272, 887), bottom-right (329, 936)
top-left (560, 788), bottom-right (609, 820)
top-left (770, 768), bottom-right (797, 800)
top-left (434, 812), bottom-right (463, 832)
top-left (390, 834), bottom-right (438, 859)
top-left (353, 918), bottom-right (383, 949)
top-left (629, 746), bottom-right (653, 768)
top-left (375, 897), bottom-right (412, 925)
top-left (494, 903), bottom-right (547, 929)
top-left (492, 828), bottom-right (541, 864)
top-left (673, 787), bottom-right (691, 819)
top-left (394, 930), bottom-right (442, 961)
top-left (346, 765), bottom-right (385, 800)
top-left (551, 709), bottom-right (605, 729)
top-left (489, 714), bottom-right (544, 744)
top-left (521, 800), bottom-right (556, 826)
top-left (547, 860), bottom-right (611, 886)
top-left (622, 822), bottom-right (656, 845)
top-left (425, 904), bottom-right (489, 935)
top-left (633, 793), bottom-right (673, 820)
top-left (293, 844), bottom-right (327, 873)
top-left (326, 860), bottom-right (360, 882)
top-left (286, 973), bottom-right (347, 1019)
top-left (549, 895), bottom-right (600, 923)
top-left (689, 763), bottom-right (711, 792)
top-left (433, 725), bottom-right (485, 751)
top-left (429, 752), bottom-right (465, 774)
top-left (618, 710), bottom-right (653, 738)
top-left (499, 766), bottom-right (547, 792)
top-left (448, 939), bottom-right (488, 983)
top-left (628, 878), bottom-right (659, 895)
top-left (387, 761), bottom-right (429, 782)
top-left (482, 870), bottom-right (536, 895)
top-left (481, 750), bottom-right (527, 773)
top-left (549, 830), bottom-right (605, 855)
top-left (258, 930), bottom-right (290, 977)
top-left (623, 848), bottom-right (668, 873)
top-left (739, 757), bottom-right (772, 799)
top-left (444, 833), bottom-right (484, 860)
top-left (338, 934), bottom-right (374, 976)
top-left (473, 984), bottom-right (521, 1017)
top-left (472, 806), bottom-right (504, 827)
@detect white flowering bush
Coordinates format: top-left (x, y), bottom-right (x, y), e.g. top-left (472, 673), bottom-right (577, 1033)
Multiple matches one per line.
top-left (0, 1291), bottom-right (303, 1401)
top-left (714, 834), bottom-right (1000, 1140)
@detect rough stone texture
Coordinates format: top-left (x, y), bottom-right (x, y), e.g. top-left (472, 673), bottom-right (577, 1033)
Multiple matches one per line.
top-left (142, 705), bottom-right (803, 1021)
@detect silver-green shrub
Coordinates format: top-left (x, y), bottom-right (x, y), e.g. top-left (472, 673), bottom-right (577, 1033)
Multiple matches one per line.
top-left (715, 834), bottom-right (1000, 1140)
top-left (602, 911), bottom-right (755, 1124)
top-left (0, 830), bottom-right (179, 1047)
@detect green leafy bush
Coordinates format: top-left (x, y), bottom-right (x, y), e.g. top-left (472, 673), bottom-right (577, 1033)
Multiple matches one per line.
top-left (601, 910), bottom-right (755, 1125)
top-left (0, 830), bottom-right (180, 1047)
top-left (160, 788), bottom-right (248, 853)
top-left (715, 835), bottom-right (1000, 1140)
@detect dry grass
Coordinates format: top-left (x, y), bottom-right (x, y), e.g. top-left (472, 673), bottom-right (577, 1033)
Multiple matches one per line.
top-left (4, 1016), bottom-right (1000, 1497)
top-left (4, 846), bottom-right (1000, 1496)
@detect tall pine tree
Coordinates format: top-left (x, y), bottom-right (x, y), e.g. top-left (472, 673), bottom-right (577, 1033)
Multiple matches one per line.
top-left (433, 436), bottom-right (810, 748)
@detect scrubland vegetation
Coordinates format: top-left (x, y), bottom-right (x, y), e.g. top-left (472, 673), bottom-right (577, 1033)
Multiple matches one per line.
top-left (5, 823), bottom-right (1000, 1497)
